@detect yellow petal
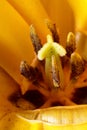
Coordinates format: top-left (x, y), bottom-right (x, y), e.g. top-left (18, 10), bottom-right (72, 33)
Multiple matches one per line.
top-left (7, 0), bottom-right (51, 43)
top-left (0, 113), bottom-right (43, 130)
top-left (67, 0), bottom-right (87, 33)
top-left (0, 0), bottom-right (34, 84)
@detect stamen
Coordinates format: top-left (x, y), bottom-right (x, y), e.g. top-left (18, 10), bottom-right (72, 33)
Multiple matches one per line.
top-left (20, 61), bottom-right (42, 82)
top-left (30, 25), bottom-right (42, 54)
top-left (46, 19), bottom-right (59, 43)
top-left (66, 32), bottom-right (76, 57)
top-left (70, 52), bottom-right (85, 80)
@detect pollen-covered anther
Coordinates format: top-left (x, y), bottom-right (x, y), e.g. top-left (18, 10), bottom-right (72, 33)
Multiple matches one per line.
top-left (20, 60), bottom-right (42, 82)
top-left (30, 25), bottom-right (42, 54)
top-left (45, 19), bottom-right (59, 43)
top-left (70, 52), bottom-right (85, 79)
top-left (66, 32), bottom-right (76, 57)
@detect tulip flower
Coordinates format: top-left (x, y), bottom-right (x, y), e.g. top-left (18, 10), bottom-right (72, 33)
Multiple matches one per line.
top-left (0, 0), bottom-right (87, 130)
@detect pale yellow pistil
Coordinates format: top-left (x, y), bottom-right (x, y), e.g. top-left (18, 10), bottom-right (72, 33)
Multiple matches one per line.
top-left (38, 35), bottom-right (66, 60)
top-left (38, 34), bottom-right (66, 89)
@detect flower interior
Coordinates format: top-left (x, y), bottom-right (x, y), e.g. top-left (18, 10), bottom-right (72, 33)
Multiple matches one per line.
top-left (9, 20), bottom-right (87, 110)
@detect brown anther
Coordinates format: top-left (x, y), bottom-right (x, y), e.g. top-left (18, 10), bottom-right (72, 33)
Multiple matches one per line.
top-left (46, 19), bottom-right (59, 43)
top-left (70, 52), bottom-right (85, 80)
top-left (30, 25), bottom-right (42, 54)
top-left (20, 61), bottom-right (43, 82)
top-left (66, 32), bottom-right (76, 57)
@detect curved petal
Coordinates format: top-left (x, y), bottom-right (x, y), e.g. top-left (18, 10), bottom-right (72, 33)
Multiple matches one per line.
top-left (7, 0), bottom-right (51, 43)
top-left (67, 0), bottom-right (87, 32)
top-left (0, 0), bottom-right (34, 84)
